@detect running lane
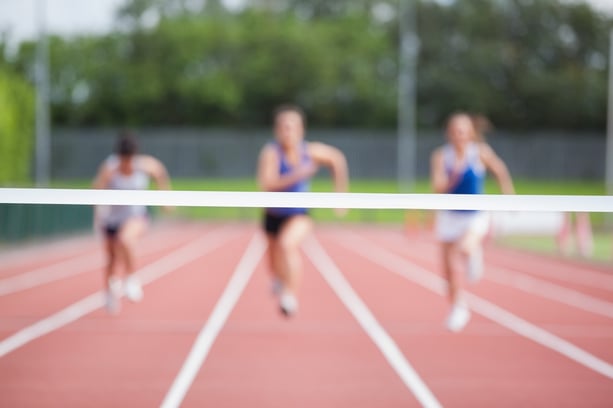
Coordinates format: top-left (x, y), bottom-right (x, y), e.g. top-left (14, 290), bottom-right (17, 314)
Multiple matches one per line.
top-left (175, 235), bottom-right (425, 407)
top-left (0, 224), bottom-right (245, 407)
top-left (317, 226), bottom-right (613, 407)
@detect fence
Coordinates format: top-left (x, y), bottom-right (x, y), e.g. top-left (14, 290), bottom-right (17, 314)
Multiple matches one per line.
top-left (0, 128), bottom-right (607, 244)
top-left (52, 128), bottom-right (606, 181)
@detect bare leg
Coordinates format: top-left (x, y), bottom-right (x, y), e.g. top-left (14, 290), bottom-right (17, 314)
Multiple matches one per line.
top-left (576, 212), bottom-right (593, 258)
top-left (269, 215), bottom-right (313, 316)
top-left (116, 217), bottom-right (148, 277)
top-left (442, 242), bottom-right (459, 304)
top-left (556, 212), bottom-right (572, 255)
top-left (104, 236), bottom-right (118, 289)
top-left (103, 235), bottom-right (121, 314)
top-left (442, 241), bottom-right (471, 332)
top-left (276, 215), bottom-right (313, 296)
top-left (117, 217), bottom-right (148, 302)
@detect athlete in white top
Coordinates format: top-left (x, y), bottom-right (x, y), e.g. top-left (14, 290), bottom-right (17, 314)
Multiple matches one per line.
top-left (93, 132), bottom-right (171, 314)
top-left (431, 113), bottom-right (514, 332)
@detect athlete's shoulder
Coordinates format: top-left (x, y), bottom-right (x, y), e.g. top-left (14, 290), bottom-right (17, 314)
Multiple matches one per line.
top-left (104, 154), bottom-right (119, 166)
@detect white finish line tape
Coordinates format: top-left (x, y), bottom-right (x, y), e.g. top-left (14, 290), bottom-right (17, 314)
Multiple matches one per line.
top-left (1, 188), bottom-right (612, 212)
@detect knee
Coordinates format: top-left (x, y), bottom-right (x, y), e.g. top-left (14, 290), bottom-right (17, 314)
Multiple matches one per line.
top-left (279, 236), bottom-right (299, 253)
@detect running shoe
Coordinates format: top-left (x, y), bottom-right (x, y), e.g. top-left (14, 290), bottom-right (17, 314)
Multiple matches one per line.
top-left (445, 303), bottom-right (470, 332)
top-left (104, 290), bottom-right (120, 315)
top-left (279, 292), bottom-right (298, 317)
top-left (124, 276), bottom-right (144, 302)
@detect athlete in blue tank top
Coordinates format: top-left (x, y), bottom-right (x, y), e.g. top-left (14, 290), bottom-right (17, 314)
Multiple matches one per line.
top-left (444, 142), bottom-right (485, 213)
top-left (431, 113), bottom-right (514, 332)
top-left (257, 104), bottom-right (349, 317)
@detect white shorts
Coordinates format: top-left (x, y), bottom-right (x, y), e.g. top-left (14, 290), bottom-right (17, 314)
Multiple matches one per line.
top-left (435, 210), bottom-right (490, 243)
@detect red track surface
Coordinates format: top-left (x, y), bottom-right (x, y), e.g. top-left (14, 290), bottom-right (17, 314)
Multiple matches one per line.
top-left (0, 221), bottom-right (611, 407)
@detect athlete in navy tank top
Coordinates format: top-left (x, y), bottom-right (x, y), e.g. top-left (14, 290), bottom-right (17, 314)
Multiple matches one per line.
top-left (266, 141), bottom-right (312, 216)
top-left (257, 104), bottom-right (349, 317)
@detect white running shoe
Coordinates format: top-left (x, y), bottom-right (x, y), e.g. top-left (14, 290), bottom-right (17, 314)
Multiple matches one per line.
top-left (279, 292), bottom-right (298, 317)
top-left (124, 276), bottom-right (144, 303)
top-left (104, 290), bottom-right (120, 315)
top-left (445, 303), bottom-right (470, 332)
top-left (467, 247), bottom-right (484, 283)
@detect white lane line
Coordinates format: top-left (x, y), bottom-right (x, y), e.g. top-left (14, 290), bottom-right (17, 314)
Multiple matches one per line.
top-left (0, 253), bottom-right (103, 296)
top-left (373, 232), bottom-right (613, 319)
top-left (0, 225), bottom-right (202, 296)
top-left (161, 233), bottom-right (266, 408)
top-left (487, 267), bottom-right (613, 319)
top-left (0, 227), bottom-right (238, 358)
top-left (386, 229), bottom-right (613, 291)
top-left (0, 236), bottom-right (95, 270)
top-left (304, 238), bottom-right (442, 408)
top-left (335, 232), bottom-right (613, 380)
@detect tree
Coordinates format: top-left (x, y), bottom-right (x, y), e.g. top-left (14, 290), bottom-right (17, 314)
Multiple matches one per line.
top-left (0, 68), bottom-right (35, 184)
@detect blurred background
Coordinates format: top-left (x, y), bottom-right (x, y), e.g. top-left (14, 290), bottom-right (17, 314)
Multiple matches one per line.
top-left (1, 0), bottom-right (612, 261)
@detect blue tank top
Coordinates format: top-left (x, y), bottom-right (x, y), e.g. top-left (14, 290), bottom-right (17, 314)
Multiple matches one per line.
top-left (267, 142), bottom-right (311, 216)
top-left (443, 143), bottom-right (485, 212)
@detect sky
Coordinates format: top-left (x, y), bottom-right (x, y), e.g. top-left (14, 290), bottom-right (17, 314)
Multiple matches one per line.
top-left (0, 0), bottom-right (611, 45)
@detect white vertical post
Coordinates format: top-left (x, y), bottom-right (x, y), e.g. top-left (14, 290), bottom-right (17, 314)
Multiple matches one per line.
top-left (35, 0), bottom-right (51, 186)
top-left (397, 0), bottom-right (419, 193)
top-left (606, 29), bottom-right (613, 197)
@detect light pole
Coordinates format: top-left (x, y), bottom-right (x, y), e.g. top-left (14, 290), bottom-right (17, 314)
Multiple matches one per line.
top-left (607, 29), bottom-right (613, 196)
top-left (397, 0), bottom-right (419, 193)
top-left (35, 0), bottom-right (51, 186)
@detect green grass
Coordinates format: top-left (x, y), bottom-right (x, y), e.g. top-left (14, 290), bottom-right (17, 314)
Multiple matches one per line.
top-left (497, 234), bottom-right (612, 263)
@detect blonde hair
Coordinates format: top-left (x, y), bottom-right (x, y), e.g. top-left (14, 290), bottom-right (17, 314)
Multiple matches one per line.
top-left (470, 114), bottom-right (493, 142)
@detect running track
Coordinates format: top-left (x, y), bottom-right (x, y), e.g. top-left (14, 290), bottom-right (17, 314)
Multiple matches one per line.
top-left (0, 221), bottom-right (612, 407)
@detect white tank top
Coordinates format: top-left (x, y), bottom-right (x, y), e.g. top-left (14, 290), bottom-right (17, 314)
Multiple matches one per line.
top-left (103, 155), bottom-right (150, 224)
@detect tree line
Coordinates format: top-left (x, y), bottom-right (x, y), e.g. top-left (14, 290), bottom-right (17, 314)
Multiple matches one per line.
top-left (1, 0), bottom-right (612, 131)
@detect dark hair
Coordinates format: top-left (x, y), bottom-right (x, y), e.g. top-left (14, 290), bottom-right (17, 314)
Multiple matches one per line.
top-left (273, 104), bottom-right (306, 126)
top-left (116, 131), bottom-right (138, 157)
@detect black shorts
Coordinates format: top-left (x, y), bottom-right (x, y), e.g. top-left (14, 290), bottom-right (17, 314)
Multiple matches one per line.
top-left (102, 212), bottom-right (150, 240)
top-left (263, 211), bottom-right (308, 237)
top-left (103, 222), bottom-right (122, 239)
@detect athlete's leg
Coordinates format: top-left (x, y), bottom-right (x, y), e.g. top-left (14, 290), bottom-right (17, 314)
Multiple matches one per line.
top-left (116, 216), bottom-right (148, 302)
top-left (103, 233), bottom-right (121, 314)
top-left (104, 235), bottom-right (119, 287)
top-left (266, 236), bottom-right (284, 294)
top-left (576, 212), bottom-right (593, 258)
top-left (275, 215), bottom-right (313, 315)
top-left (441, 242), bottom-right (458, 304)
top-left (277, 215), bottom-right (313, 293)
top-left (116, 216), bottom-right (148, 276)
top-left (556, 212), bottom-right (572, 256)
top-left (442, 241), bottom-right (470, 332)
top-left (457, 213), bottom-right (489, 283)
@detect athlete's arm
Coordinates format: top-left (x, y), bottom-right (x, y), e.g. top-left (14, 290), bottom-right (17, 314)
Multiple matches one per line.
top-left (431, 148), bottom-right (450, 193)
top-left (480, 144), bottom-right (515, 195)
top-left (257, 144), bottom-right (317, 192)
top-left (307, 142), bottom-right (348, 194)
top-left (92, 162), bottom-right (112, 189)
top-left (142, 155), bottom-right (172, 191)
top-left (308, 142), bottom-right (349, 216)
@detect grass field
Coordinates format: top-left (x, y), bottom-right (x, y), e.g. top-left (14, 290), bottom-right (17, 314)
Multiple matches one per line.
top-left (498, 234), bottom-right (612, 263)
